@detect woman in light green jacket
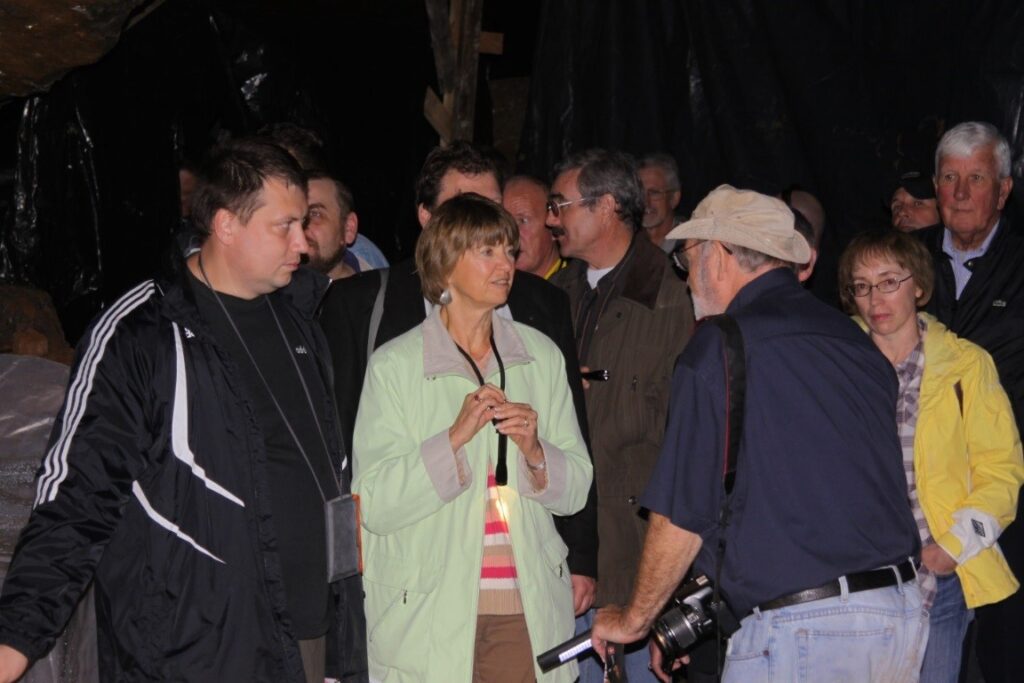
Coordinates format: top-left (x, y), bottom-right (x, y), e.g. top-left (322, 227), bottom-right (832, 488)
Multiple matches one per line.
top-left (840, 231), bottom-right (1024, 683)
top-left (353, 194), bottom-right (592, 683)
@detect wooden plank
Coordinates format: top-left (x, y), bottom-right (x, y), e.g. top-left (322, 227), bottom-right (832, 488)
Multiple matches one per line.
top-left (450, 0), bottom-right (483, 141)
top-left (423, 0), bottom-right (455, 95)
top-left (423, 86), bottom-right (453, 143)
top-left (479, 31), bottom-right (503, 55)
top-left (449, 0), bottom-right (464, 57)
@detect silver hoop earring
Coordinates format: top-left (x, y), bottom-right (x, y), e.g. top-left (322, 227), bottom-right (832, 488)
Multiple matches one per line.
top-left (439, 289), bottom-right (452, 305)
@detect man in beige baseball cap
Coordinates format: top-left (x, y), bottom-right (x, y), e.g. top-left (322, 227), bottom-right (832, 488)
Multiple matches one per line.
top-left (665, 184), bottom-right (810, 319)
top-left (592, 182), bottom-right (926, 683)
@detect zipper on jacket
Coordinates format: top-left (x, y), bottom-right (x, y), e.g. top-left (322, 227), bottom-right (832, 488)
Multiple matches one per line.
top-left (631, 375), bottom-right (639, 392)
top-left (403, 590), bottom-right (407, 604)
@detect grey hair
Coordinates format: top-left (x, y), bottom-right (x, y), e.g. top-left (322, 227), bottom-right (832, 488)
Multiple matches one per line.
top-left (692, 240), bottom-right (789, 274)
top-left (638, 153), bottom-right (680, 191)
top-left (727, 244), bottom-right (789, 272)
top-left (935, 121), bottom-right (1011, 179)
top-left (553, 149), bottom-right (645, 230)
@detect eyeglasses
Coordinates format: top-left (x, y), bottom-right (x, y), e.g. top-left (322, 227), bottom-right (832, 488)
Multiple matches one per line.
top-left (645, 188), bottom-right (678, 201)
top-left (845, 274), bottom-right (913, 298)
top-left (671, 240), bottom-right (704, 272)
top-left (546, 196), bottom-right (597, 217)
top-left (671, 240), bottom-right (732, 272)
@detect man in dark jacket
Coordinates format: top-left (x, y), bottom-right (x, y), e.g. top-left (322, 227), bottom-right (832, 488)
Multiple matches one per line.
top-left (0, 139), bottom-right (361, 683)
top-left (548, 149), bottom-right (694, 682)
top-left (919, 120), bottom-right (1024, 683)
top-left (319, 141), bottom-right (600, 617)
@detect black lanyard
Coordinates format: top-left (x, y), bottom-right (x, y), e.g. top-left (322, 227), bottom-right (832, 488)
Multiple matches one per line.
top-left (452, 331), bottom-right (508, 486)
top-left (198, 255), bottom-right (342, 502)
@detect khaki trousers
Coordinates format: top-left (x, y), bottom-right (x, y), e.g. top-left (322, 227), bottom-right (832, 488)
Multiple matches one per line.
top-left (472, 614), bottom-right (536, 683)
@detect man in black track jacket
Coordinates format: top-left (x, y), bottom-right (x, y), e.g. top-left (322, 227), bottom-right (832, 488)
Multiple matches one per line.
top-left (0, 139), bottom-right (362, 683)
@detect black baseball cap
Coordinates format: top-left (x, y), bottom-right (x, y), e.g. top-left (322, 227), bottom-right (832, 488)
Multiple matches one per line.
top-left (893, 171), bottom-right (935, 201)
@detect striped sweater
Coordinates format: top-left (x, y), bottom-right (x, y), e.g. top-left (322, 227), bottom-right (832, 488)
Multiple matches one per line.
top-left (478, 470), bottom-right (523, 614)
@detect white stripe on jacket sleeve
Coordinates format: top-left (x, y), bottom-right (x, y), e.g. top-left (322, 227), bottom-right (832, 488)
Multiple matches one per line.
top-left (35, 281), bottom-right (156, 506)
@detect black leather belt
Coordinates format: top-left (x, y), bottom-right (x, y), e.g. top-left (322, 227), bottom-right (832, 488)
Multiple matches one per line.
top-left (758, 560), bottom-right (917, 612)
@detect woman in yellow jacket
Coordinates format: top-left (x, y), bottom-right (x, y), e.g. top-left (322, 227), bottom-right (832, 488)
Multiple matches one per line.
top-left (839, 230), bottom-right (1024, 683)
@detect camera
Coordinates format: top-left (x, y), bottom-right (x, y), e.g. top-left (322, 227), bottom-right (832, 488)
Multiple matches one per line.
top-left (651, 575), bottom-right (739, 663)
top-left (536, 575), bottom-right (740, 678)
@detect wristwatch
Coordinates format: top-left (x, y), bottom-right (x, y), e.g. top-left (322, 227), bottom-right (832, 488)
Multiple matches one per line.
top-left (525, 457), bottom-right (547, 472)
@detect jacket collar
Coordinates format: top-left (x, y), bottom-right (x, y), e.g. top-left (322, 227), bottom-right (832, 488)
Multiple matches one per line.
top-left (563, 233), bottom-right (667, 310)
top-left (918, 311), bottom-right (959, 378)
top-left (727, 267), bottom-right (800, 313)
top-left (942, 218), bottom-right (1001, 260)
top-left (160, 255), bottom-right (330, 326)
top-left (618, 234), bottom-right (671, 308)
top-left (851, 311), bottom-right (960, 377)
top-left (287, 266), bottom-right (332, 319)
top-left (421, 307), bottom-right (534, 382)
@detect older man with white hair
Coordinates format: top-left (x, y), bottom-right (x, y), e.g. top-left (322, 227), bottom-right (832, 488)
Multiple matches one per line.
top-left (592, 185), bottom-right (927, 683)
top-left (918, 121), bottom-right (1024, 683)
top-left (638, 153), bottom-right (683, 252)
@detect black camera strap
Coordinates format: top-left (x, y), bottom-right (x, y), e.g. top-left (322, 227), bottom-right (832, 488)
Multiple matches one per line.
top-left (710, 314), bottom-right (746, 495)
top-left (706, 314), bottom-right (746, 678)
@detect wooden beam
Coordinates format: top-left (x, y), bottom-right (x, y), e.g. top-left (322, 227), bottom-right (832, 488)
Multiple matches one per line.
top-left (479, 31), bottom-right (503, 55)
top-left (449, 0), bottom-right (464, 57)
top-left (450, 0), bottom-right (483, 141)
top-left (423, 86), bottom-right (453, 142)
top-left (424, 0), bottom-right (455, 96)
top-left (423, 0), bottom-right (486, 143)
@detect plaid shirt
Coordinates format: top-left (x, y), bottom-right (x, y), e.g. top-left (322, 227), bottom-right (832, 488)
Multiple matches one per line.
top-left (895, 315), bottom-right (937, 607)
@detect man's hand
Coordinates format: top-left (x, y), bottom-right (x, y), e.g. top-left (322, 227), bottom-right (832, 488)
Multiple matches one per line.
top-left (589, 513), bottom-right (702, 670)
top-left (580, 366), bottom-right (592, 391)
top-left (571, 574), bottom-right (596, 616)
top-left (922, 543), bottom-right (958, 575)
top-left (590, 604), bottom-right (650, 662)
top-left (0, 644), bottom-right (29, 683)
top-left (649, 640), bottom-right (687, 683)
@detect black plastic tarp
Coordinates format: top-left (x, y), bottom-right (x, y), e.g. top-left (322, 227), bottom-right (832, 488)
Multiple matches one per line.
top-left (1, 0), bottom-right (251, 342)
top-left (3, 0), bottom-right (1024, 338)
top-left (0, 0), bottom-right (440, 343)
top-left (520, 0), bottom-right (1024, 302)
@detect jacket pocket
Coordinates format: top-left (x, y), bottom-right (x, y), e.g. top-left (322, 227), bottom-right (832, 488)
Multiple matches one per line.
top-left (536, 532), bottom-right (577, 602)
top-left (541, 533), bottom-right (572, 588)
top-left (364, 552), bottom-right (442, 593)
top-left (364, 553), bottom-right (441, 674)
top-left (536, 532), bottom-right (576, 648)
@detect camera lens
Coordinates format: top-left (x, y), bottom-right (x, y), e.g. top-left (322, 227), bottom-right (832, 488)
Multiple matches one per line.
top-left (652, 605), bottom-right (701, 659)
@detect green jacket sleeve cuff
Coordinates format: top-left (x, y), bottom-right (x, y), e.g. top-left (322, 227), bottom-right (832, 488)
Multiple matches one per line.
top-left (519, 439), bottom-right (566, 506)
top-left (421, 430), bottom-right (472, 502)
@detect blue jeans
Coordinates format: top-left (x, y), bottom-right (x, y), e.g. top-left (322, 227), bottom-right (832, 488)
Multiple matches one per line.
top-left (920, 573), bottom-right (973, 683)
top-left (722, 575), bottom-right (929, 682)
top-left (575, 609), bottom-right (661, 683)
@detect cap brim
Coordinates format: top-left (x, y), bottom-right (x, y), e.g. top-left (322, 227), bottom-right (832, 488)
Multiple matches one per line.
top-left (665, 217), bottom-right (715, 241)
top-left (664, 217), bottom-right (812, 264)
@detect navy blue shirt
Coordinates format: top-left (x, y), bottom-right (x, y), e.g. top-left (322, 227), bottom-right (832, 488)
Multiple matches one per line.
top-left (641, 268), bottom-right (919, 616)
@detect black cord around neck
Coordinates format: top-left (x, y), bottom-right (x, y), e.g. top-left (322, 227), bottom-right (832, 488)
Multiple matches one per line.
top-left (197, 253), bottom-right (342, 501)
top-left (452, 330), bottom-right (508, 485)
